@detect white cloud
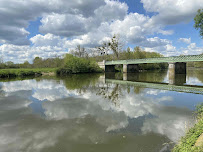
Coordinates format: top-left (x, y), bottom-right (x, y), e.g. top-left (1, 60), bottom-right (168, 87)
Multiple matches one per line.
top-left (40, 13), bottom-right (92, 37)
top-left (141, 0), bottom-right (203, 25)
top-left (181, 43), bottom-right (203, 55)
top-left (179, 38), bottom-right (191, 44)
top-left (30, 33), bottom-right (66, 47)
top-left (0, 0), bottom-right (106, 45)
top-left (0, 43), bottom-right (67, 63)
top-left (0, 0), bottom-right (203, 62)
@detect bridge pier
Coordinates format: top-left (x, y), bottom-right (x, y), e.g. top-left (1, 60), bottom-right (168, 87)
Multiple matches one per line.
top-left (98, 60), bottom-right (106, 71)
top-left (123, 64), bottom-right (139, 73)
top-left (168, 62), bottom-right (186, 85)
top-left (123, 73), bottom-right (128, 81)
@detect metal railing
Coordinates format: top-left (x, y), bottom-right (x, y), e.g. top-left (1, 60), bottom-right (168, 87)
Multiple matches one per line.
top-left (105, 54), bottom-right (203, 65)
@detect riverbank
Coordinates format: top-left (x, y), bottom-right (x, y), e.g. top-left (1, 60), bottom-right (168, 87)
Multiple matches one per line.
top-left (0, 68), bottom-right (57, 78)
top-left (172, 103), bottom-right (203, 152)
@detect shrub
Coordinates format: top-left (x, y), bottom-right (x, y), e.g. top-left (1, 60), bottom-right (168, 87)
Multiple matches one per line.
top-left (56, 54), bottom-right (102, 75)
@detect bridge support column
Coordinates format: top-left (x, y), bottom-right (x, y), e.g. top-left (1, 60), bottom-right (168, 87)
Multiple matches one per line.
top-left (169, 62), bottom-right (186, 85)
top-left (123, 64), bottom-right (139, 73)
top-left (123, 73), bottom-right (128, 81)
top-left (98, 60), bottom-right (106, 71)
top-left (105, 65), bottom-right (115, 72)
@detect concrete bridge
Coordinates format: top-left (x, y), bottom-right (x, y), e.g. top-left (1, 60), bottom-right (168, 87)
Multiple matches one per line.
top-left (98, 54), bottom-right (203, 84)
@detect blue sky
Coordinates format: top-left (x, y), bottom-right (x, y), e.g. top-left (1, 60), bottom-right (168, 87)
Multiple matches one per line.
top-left (0, 0), bottom-right (203, 63)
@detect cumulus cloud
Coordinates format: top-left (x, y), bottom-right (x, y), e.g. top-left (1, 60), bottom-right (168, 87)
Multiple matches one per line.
top-left (30, 33), bottom-right (66, 47)
top-left (0, 0), bottom-right (202, 62)
top-left (179, 38), bottom-right (191, 44)
top-left (144, 42), bottom-right (177, 57)
top-left (180, 43), bottom-right (203, 55)
top-left (141, 0), bottom-right (203, 25)
top-left (0, 43), bottom-right (67, 63)
top-left (0, 0), bottom-right (106, 45)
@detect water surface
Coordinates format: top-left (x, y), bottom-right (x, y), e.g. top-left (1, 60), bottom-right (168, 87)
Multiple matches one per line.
top-left (0, 69), bottom-right (203, 152)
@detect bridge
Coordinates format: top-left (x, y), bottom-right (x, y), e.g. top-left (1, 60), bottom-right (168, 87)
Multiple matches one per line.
top-left (98, 54), bottom-right (203, 83)
top-left (106, 79), bottom-right (203, 95)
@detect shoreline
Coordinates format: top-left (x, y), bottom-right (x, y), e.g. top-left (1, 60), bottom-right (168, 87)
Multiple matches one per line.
top-left (172, 103), bottom-right (203, 152)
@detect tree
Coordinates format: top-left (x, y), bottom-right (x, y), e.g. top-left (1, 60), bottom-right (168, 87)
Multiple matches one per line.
top-left (74, 45), bottom-right (86, 58)
top-left (133, 46), bottom-right (146, 59)
top-left (0, 56), bottom-right (3, 64)
top-left (22, 61), bottom-right (30, 68)
top-left (126, 47), bottom-right (131, 59)
top-left (97, 42), bottom-right (110, 60)
top-left (109, 35), bottom-right (122, 59)
top-left (5, 61), bottom-right (14, 66)
top-left (97, 34), bottom-right (123, 60)
top-left (194, 9), bottom-right (203, 38)
top-left (33, 57), bottom-right (43, 68)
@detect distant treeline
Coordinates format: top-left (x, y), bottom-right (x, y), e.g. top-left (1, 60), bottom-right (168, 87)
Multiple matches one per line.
top-left (90, 46), bottom-right (168, 71)
top-left (0, 56), bottom-right (64, 69)
top-left (187, 60), bottom-right (203, 68)
top-left (0, 45), bottom-right (168, 72)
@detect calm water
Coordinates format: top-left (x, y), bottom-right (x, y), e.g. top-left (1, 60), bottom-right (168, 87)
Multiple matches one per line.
top-left (0, 69), bottom-right (203, 152)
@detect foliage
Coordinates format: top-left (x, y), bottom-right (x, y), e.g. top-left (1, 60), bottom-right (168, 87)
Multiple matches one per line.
top-left (0, 68), bottom-right (56, 78)
top-left (94, 46), bottom-right (168, 71)
top-left (187, 54), bottom-right (203, 68)
top-left (97, 34), bottom-right (123, 60)
top-left (172, 103), bottom-right (203, 152)
top-left (32, 56), bottom-right (64, 68)
top-left (196, 103), bottom-right (203, 120)
top-left (56, 54), bottom-right (102, 75)
top-left (194, 9), bottom-right (203, 38)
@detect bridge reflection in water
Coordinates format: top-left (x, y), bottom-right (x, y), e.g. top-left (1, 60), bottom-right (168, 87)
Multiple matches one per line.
top-left (104, 72), bottom-right (203, 95)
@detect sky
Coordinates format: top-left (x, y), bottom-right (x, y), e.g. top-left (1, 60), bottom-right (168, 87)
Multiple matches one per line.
top-left (0, 0), bottom-right (203, 63)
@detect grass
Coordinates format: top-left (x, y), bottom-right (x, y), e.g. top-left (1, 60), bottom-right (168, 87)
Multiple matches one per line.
top-left (172, 103), bottom-right (203, 152)
top-left (0, 68), bottom-right (57, 78)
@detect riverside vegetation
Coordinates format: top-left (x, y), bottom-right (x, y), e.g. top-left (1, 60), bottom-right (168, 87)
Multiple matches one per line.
top-left (173, 103), bottom-right (203, 152)
top-left (0, 44), bottom-right (171, 78)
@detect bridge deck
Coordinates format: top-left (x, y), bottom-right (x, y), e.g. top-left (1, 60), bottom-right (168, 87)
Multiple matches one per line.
top-left (106, 79), bottom-right (203, 95)
top-left (105, 54), bottom-right (203, 65)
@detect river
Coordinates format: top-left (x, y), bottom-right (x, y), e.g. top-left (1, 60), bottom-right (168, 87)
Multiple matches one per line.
top-left (0, 68), bottom-right (203, 152)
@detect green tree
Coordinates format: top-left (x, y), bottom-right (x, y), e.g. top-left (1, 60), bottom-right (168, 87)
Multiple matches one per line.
top-left (22, 61), bottom-right (30, 68)
top-left (133, 46), bottom-right (146, 59)
top-left (194, 9), bottom-right (203, 38)
top-left (33, 57), bottom-right (43, 68)
top-left (5, 61), bottom-right (14, 66)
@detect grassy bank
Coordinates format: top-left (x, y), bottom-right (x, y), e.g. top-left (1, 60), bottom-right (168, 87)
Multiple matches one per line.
top-left (172, 103), bottom-right (203, 152)
top-left (0, 68), bottom-right (57, 78)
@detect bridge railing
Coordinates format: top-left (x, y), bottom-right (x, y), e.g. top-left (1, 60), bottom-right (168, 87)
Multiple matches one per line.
top-left (105, 54), bottom-right (203, 65)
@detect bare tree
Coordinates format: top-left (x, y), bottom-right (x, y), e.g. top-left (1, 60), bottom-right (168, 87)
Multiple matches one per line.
top-left (96, 34), bottom-right (123, 60)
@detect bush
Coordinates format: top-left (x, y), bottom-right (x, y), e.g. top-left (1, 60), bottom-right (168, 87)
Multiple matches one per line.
top-left (56, 54), bottom-right (102, 75)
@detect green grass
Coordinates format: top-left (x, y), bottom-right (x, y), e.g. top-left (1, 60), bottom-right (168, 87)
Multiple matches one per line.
top-left (0, 68), bottom-right (57, 78)
top-left (172, 103), bottom-right (203, 152)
